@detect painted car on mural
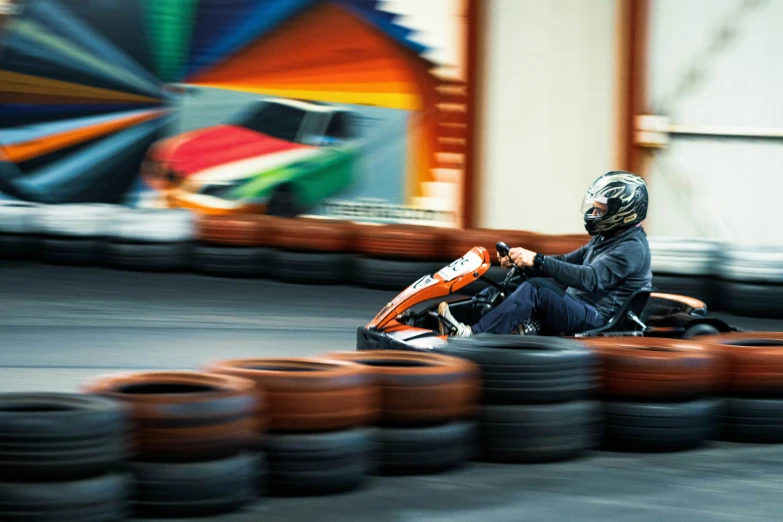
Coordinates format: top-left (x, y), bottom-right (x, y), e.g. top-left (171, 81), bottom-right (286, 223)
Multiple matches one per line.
top-left (141, 98), bottom-right (358, 216)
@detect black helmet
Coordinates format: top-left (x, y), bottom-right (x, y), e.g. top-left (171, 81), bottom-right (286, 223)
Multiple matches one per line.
top-left (581, 171), bottom-right (648, 236)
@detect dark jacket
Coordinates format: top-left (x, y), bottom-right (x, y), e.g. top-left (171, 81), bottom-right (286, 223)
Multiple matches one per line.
top-left (540, 225), bottom-right (652, 322)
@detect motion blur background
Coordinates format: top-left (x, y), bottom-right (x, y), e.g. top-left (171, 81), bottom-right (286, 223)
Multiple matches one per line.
top-left (2, 0), bottom-right (779, 243)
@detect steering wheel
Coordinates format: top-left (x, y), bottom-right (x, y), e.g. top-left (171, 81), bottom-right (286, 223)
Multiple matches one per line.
top-left (479, 242), bottom-right (535, 306)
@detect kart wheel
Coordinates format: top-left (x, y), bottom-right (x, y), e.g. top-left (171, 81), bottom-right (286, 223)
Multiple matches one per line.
top-left (263, 428), bottom-right (374, 495)
top-left (204, 358), bottom-right (379, 432)
top-left (129, 453), bottom-right (261, 517)
top-left (602, 399), bottom-right (720, 452)
top-left (0, 474), bottom-right (131, 522)
top-left (83, 371), bottom-right (260, 462)
top-left (0, 393), bottom-right (129, 482)
top-left (683, 323), bottom-right (721, 339)
top-left (479, 402), bottom-right (600, 463)
top-left (324, 351), bottom-right (481, 425)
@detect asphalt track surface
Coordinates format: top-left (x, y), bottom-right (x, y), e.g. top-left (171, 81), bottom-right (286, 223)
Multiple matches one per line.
top-left (2, 263), bottom-right (783, 522)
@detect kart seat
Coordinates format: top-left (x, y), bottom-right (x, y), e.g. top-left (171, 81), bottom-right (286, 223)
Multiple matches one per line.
top-left (576, 287), bottom-right (654, 337)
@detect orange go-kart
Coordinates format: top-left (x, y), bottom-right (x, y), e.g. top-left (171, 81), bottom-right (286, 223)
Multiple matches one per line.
top-left (356, 242), bottom-right (740, 352)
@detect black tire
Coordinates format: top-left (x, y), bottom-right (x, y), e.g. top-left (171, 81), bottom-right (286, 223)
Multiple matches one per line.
top-left (434, 335), bottom-right (598, 405)
top-left (194, 244), bottom-right (277, 278)
top-left (276, 251), bottom-right (350, 285)
top-left (683, 323), bottom-right (721, 339)
top-left (478, 402), bottom-right (600, 463)
top-left (263, 428), bottom-right (375, 496)
top-left (0, 473), bottom-right (130, 522)
top-left (41, 238), bottom-right (100, 266)
top-left (266, 183), bottom-right (304, 218)
top-left (717, 397), bottom-right (783, 443)
top-left (602, 399), bottom-right (720, 452)
top-left (104, 242), bottom-right (192, 272)
top-left (0, 235), bottom-right (38, 261)
top-left (0, 393), bottom-right (129, 482)
top-left (374, 421), bottom-right (477, 475)
top-left (716, 280), bottom-right (783, 318)
top-left (352, 257), bottom-right (450, 291)
top-left (129, 453), bottom-right (261, 517)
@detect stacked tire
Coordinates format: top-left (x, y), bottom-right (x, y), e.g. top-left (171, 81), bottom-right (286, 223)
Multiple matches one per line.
top-left (33, 204), bottom-right (119, 265)
top-left (648, 237), bottom-right (718, 307)
top-left (205, 358), bottom-right (379, 495)
top-left (272, 218), bottom-right (355, 284)
top-left (717, 245), bottom-right (783, 318)
top-left (0, 392), bottom-right (131, 521)
top-left (0, 201), bottom-right (39, 260)
top-left (353, 224), bottom-right (448, 290)
top-left (435, 335), bottom-right (600, 463)
top-left (701, 332), bottom-right (783, 443)
top-left (584, 337), bottom-right (721, 452)
top-left (83, 371), bottom-right (261, 517)
top-left (326, 350), bottom-right (481, 475)
top-left (104, 208), bottom-right (194, 272)
top-left (195, 214), bottom-right (281, 278)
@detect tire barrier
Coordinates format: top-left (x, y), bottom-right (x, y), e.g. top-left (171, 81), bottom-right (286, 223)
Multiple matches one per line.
top-left (700, 332), bottom-right (783, 443)
top-left (0, 201), bottom-right (39, 260)
top-left (0, 205), bottom-right (780, 318)
top-left (324, 350), bottom-right (481, 475)
top-left (195, 214), bottom-right (281, 278)
top-left (104, 208), bottom-right (194, 272)
top-left (583, 337), bottom-right (721, 452)
top-left (354, 223), bottom-right (450, 291)
top-left (0, 392), bottom-right (131, 521)
top-left (83, 371), bottom-right (260, 517)
top-left (273, 218), bottom-right (356, 285)
top-left (34, 203), bottom-right (121, 266)
top-left (649, 237), bottom-right (719, 307)
top-left (434, 335), bottom-right (600, 463)
top-left (717, 246), bottom-right (783, 318)
top-left (204, 357), bottom-right (378, 496)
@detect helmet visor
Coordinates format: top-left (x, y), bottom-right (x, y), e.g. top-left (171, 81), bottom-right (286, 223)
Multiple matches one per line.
top-left (581, 193), bottom-right (608, 215)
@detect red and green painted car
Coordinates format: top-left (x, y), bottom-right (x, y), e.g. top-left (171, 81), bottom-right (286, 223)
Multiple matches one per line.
top-left (142, 98), bottom-right (358, 216)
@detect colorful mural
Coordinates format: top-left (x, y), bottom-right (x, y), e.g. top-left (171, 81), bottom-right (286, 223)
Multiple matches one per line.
top-left (0, 0), bottom-right (472, 226)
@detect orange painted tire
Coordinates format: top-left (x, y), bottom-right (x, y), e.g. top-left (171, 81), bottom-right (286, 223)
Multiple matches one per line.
top-left (204, 358), bottom-right (379, 432)
top-left (271, 218), bottom-right (355, 252)
top-left (197, 214), bottom-right (282, 247)
top-left (324, 350), bottom-right (481, 425)
top-left (82, 371), bottom-right (260, 462)
top-left (442, 228), bottom-right (541, 264)
top-left (530, 234), bottom-right (590, 255)
top-left (355, 224), bottom-right (445, 260)
top-left (582, 337), bottom-right (720, 399)
top-left (699, 332), bottom-right (783, 395)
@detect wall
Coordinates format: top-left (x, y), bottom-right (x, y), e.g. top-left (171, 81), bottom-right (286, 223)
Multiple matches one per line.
top-left (645, 0), bottom-right (783, 245)
top-left (476, 0), bottom-right (620, 234)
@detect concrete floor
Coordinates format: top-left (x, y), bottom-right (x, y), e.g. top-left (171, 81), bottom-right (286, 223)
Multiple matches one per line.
top-left (1, 262), bottom-right (782, 522)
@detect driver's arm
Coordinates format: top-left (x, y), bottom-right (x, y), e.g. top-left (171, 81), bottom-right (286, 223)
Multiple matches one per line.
top-left (549, 244), bottom-right (589, 265)
top-left (540, 239), bottom-right (644, 293)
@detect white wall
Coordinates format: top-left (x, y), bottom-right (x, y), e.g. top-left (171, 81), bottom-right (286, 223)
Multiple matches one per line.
top-left (476, 0), bottom-right (619, 234)
top-left (646, 0), bottom-right (783, 245)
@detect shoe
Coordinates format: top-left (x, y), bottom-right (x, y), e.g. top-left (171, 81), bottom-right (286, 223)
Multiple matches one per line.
top-left (437, 302), bottom-right (472, 337)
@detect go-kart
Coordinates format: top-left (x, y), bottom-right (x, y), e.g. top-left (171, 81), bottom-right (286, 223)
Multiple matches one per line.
top-left (357, 243), bottom-right (740, 352)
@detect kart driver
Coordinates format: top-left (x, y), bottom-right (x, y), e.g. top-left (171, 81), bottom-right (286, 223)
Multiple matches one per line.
top-left (438, 171), bottom-right (653, 337)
